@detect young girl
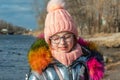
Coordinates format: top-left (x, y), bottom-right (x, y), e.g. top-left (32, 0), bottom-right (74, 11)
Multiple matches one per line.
top-left (27, 0), bottom-right (104, 80)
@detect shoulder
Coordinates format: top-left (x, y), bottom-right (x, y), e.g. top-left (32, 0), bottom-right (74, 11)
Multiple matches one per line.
top-left (29, 70), bottom-right (45, 80)
top-left (77, 37), bottom-right (103, 61)
top-left (27, 34), bottom-right (53, 74)
top-left (77, 37), bottom-right (105, 79)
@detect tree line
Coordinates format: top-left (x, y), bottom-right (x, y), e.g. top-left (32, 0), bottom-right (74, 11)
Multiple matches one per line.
top-left (0, 19), bottom-right (29, 34)
top-left (32, 0), bottom-right (120, 35)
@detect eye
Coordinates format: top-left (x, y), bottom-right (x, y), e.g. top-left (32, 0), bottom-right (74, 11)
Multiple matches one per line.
top-left (51, 36), bottom-right (59, 40)
top-left (64, 34), bottom-right (72, 39)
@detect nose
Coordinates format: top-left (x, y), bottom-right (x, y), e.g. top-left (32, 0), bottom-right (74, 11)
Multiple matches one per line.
top-left (59, 38), bottom-right (66, 45)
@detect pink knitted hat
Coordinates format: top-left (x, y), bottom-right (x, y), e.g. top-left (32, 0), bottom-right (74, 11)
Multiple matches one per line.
top-left (44, 0), bottom-right (78, 44)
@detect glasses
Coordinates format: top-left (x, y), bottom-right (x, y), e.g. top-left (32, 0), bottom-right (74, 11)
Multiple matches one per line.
top-left (50, 33), bottom-right (74, 44)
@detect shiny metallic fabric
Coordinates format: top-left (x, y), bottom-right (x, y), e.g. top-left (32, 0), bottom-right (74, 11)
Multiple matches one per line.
top-left (28, 46), bottom-right (91, 80)
top-left (29, 56), bottom-right (89, 80)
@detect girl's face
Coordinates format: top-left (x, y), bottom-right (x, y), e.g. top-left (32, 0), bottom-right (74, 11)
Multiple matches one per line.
top-left (50, 32), bottom-right (75, 53)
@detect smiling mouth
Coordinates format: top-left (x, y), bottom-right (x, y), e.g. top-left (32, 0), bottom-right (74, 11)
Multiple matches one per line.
top-left (59, 47), bottom-right (67, 50)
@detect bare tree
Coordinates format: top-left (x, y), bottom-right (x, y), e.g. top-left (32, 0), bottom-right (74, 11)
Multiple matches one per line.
top-left (34, 0), bottom-right (120, 35)
top-left (32, 0), bottom-right (48, 30)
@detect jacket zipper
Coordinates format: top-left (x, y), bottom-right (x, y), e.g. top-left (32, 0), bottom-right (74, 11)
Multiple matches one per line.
top-left (68, 67), bottom-right (73, 80)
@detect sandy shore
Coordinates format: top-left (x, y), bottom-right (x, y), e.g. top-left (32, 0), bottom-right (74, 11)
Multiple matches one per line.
top-left (99, 47), bottom-right (120, 80)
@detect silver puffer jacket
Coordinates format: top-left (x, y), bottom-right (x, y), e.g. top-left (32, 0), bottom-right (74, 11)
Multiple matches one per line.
top-left (26, 38), bottom-right (104, 80)
top-left (29, 58), bottom-right (89, 80)
top-left (28, 47), bottom-right (92, 80)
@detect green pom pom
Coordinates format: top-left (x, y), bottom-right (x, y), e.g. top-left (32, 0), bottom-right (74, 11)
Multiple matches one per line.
top-left (30, 39), bottom-right (48, 51)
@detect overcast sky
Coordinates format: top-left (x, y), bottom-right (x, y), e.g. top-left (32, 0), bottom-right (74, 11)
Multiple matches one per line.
top-left (0, 0), bottom-right (45, 30)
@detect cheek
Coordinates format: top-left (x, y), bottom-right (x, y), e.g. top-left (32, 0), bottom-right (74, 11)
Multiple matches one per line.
top-left (51, 44), bottom-right (58, 50)
top-left (67, 41), bottom-right (74, 50)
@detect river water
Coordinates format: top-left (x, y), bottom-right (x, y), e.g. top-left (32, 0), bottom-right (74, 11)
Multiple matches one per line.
top-left (0, 35), bottom-right (36, 80)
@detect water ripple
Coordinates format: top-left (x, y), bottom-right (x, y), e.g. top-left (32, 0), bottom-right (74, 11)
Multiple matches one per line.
top-left (0, 35), bottom-right (35, 80)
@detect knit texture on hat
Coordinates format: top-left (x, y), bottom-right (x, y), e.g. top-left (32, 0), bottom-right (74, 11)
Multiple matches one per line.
top-left (44, 0), bottom-right (78, 44)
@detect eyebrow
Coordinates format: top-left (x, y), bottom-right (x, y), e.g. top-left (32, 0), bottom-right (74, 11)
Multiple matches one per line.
top-left (50, 32), bottom-right (73, 39)
top-left (56, 33), bottom-right (72, 36)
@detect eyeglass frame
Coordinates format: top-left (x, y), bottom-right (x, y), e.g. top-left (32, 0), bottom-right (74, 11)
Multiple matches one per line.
top-left (49, 33), bottom-right (75, 44)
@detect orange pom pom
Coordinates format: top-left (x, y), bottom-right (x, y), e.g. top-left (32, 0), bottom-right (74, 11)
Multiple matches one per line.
top-left (87, 41), bottom-right (98, 50)
top-left (28, 47), bottom-right (52, 74)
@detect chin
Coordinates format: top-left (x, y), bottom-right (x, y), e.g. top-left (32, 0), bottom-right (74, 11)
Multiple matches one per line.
top-left (59, 50), bottom-right (70, 53)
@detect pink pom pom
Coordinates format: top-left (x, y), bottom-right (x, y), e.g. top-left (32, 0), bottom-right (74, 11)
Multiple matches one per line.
top-left (77, 37), bottom-right (88, 46)
top-left (87, 58), bottom-right (104, 80)
top-left (37, 33), bottom-right (44, 39)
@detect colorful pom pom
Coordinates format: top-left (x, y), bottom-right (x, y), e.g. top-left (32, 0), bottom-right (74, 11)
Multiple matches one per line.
top-left (87, 58), bottom-right (104, 80)
top-left (30, 39), bottom-right (48, 51)
top-left (87, 41), bottom-right (98, 51)
top-left (77, 37), bottom-right (88, 46)
top-left (28, 47), bottom-right (52, 74)
top-left (28, 38), bottom-right (52, 74)
top-left (37, 33), bottom-right (44, 39)
top-left (77, 37), bottom-right (98, 51)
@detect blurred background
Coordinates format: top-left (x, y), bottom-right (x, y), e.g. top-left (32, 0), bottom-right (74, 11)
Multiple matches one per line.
top-left (0, 0), bottom-right (120, 80)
